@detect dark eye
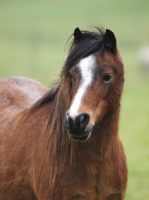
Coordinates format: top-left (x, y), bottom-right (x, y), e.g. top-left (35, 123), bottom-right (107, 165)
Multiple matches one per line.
top-left (69, 74), bottom-right (74, 82)
top-left (103, 73), bottom-right (113, 82)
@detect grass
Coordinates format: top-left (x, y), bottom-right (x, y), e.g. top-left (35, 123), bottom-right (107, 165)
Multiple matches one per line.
top-left (0, 0), bottom-right (149, 199)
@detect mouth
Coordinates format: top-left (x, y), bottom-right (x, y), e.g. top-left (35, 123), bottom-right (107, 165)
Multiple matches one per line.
top-left (72, 135), bottom-right (89, 141)
top-left (69, 127), bottom-right (93, 141)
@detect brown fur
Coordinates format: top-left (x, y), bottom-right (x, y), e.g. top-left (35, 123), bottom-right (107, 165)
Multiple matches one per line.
top-left (0, 28), bottom-right (127, 200)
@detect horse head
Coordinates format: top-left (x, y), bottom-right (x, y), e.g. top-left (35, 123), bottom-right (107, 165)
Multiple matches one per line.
top-left (65, 28), bottom-right (124, 141)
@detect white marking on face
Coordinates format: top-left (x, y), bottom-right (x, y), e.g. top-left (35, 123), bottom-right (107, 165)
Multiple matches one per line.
top-left (69, 55), bottom-right (96, 119)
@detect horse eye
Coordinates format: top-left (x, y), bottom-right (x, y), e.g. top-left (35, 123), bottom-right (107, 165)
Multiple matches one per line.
top-left (69, 74), bottom-right (74, 82)
top-left (103, 74), bottom-right (113, 82)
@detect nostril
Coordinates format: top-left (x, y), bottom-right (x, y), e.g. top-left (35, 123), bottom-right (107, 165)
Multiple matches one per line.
top-left (65, 113), bottom-right (70, 129)
top-left (65, 113), bottom-right (75, 129)
top-left (76, 113), bottom-right (90, 129)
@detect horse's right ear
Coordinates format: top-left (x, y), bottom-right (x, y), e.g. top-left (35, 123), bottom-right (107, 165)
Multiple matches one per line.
top-left (74, 28), bottom-right (85, 44)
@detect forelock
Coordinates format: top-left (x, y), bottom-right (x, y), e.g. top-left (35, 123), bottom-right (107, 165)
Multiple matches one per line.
top-left (63, 27), bottom-right (105, 75)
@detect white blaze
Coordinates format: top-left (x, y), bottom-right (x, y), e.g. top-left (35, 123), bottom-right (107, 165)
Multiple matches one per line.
top-left (69, 55), bottom-right (96, 119)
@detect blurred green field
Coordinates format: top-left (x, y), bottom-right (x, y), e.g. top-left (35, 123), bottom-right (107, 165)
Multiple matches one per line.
top-left (0, 0), bottom-right (149, 199)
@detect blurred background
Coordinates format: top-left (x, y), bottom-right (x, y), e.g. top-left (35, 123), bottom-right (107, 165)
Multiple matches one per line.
top-left (0, 0), bottom-right (149, 199)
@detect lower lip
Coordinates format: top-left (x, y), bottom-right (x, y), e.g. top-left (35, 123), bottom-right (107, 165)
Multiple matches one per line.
top-left (72, 135), bottom-right (89, 141)
top-left (69, 127), bottom-right (93, 141)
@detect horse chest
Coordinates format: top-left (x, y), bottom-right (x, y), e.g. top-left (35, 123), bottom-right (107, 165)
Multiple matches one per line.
top-left (53, 164), bottom-right (100, 200)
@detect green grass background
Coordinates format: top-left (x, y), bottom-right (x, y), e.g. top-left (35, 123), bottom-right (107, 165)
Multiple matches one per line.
top-left (0, 0), bottom-right (149, 199)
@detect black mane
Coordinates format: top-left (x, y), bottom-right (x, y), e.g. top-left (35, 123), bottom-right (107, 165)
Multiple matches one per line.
top-left (34, 27), bottom-right (105, 107)
top-left (64, 27), bottom-right (105, 73)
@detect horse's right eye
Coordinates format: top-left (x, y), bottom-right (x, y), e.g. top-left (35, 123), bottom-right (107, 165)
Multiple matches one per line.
top-left (70, 75), bottom-right (74, 82)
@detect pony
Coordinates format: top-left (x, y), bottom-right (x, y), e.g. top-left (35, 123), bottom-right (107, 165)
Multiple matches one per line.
top-left (0, 27), bottom-right (127, 200)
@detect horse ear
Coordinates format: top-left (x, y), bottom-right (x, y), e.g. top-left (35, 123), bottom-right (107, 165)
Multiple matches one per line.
top-left (74, 28), bottom-right (85, 44)
top-left (104, 29), bottom-right (116, 53)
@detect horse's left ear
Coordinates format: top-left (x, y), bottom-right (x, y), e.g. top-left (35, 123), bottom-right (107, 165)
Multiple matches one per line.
top-left (104, 29), bottom-right (116, 53)
top-left (74, 28), bottom-right (85, 44)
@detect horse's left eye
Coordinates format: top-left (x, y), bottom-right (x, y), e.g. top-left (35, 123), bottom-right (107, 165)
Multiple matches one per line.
top-left (103, 74), bottom-right (113, 82)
